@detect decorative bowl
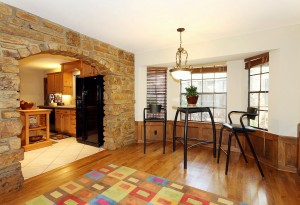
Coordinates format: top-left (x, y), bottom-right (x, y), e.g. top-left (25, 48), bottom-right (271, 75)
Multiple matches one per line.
top-left (29, 135), bottom-right (43, 142)
top-left (20, 101), bottom-right (34, 110)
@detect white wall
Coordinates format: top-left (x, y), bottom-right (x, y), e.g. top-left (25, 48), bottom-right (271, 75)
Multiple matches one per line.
top-left (226, 60), bottom-right (248, 113)
top-left (20, 68), bottom-right (45, 106)
top-left (135, 24), bottom-right (300, 137)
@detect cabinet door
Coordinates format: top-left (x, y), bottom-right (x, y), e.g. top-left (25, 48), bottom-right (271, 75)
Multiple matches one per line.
top-left (54, 73), bottom-right (63, 93)
top-left (55, 112), bottom-right (62, 132)
top-left (47, 74), bottom-right (55, 94)
top-left (80, 64), bottom-right (94, 77)
top-left (62, 72), bottom-right (73, 95)
top-left (62, 113), bottom-right (70, 133)
top-left (70, 110), bottom-right (76, 135)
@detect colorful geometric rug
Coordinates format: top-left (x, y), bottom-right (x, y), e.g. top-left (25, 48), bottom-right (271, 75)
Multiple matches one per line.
top-left (26, 164), bottom-right (246, 205)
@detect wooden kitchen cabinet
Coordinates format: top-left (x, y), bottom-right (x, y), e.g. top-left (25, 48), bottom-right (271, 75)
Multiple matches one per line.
top-left (55, 109), bottom-right (76, 136)
top-left (47, 72), bottom-right (73, 95)
top-left (61, 60), bottom-right (95, 77)
top-left (70, 110), bottom-right (76, 136)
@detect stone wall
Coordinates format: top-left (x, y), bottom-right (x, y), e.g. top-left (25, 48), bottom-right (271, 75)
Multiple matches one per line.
top-left (0, 2), bottom-right (135, 194)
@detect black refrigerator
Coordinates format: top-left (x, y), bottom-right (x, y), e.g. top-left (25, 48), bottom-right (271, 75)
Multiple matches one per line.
top-left (75, 75), bottom-right (104, 147)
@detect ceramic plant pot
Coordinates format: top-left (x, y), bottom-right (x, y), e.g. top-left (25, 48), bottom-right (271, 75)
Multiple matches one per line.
top-left (186, 96), bottom-right (199, 106)
top-left (149, 104), bottom-right (162, 113)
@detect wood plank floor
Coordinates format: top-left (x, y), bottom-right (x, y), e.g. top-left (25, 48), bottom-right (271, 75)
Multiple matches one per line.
top-left (1, 142), bottom-right (300, 205)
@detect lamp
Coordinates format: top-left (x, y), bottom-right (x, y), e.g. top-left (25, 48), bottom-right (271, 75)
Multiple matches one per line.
top-left (169, 28), bottom-right (192, 80)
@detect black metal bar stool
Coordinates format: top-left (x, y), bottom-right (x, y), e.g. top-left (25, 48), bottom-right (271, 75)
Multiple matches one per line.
top-left (217, 107), bottom-right (264, 178)
top-left (143, 106), bottom-right (167, 154)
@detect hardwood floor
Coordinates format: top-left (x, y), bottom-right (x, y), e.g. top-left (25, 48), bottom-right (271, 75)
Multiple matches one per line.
top-left (2, 142), bottom-right (300, 205)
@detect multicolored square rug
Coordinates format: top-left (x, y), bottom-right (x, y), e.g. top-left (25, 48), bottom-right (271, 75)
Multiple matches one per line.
top-left (26, 164), bottom-right (246, 205)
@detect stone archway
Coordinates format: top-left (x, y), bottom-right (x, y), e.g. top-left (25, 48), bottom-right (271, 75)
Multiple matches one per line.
top-left (0, 2), bottom-right (135, 194)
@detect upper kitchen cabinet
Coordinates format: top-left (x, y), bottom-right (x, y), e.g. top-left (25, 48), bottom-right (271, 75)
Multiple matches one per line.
top-left (61, 60), bottom-right (95, 77)
top-left (47, 72), bottom-right (73, 95)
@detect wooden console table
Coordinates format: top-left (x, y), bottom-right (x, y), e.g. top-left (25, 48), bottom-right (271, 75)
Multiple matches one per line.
top-left (19, 109), bottom-right (52, 151)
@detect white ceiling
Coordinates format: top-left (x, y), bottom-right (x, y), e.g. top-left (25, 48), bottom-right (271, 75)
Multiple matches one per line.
top-left (3, 0), bottom-right (300, 69)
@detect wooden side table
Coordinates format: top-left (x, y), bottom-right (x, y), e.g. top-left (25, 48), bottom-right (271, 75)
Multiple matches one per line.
top-left (19, 109), bottom-right (52, 151)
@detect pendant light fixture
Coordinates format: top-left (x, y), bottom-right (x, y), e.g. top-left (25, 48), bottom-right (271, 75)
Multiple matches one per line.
top-left (169, 28), bottom-right (192, 80)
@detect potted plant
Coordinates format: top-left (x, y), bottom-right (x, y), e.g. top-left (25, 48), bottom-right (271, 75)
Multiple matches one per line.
top-left (185, 85), bottom-right (198, 106)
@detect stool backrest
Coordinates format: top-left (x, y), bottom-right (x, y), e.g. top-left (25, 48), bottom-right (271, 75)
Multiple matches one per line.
top-left (247, 107), bottom-right (258, 120)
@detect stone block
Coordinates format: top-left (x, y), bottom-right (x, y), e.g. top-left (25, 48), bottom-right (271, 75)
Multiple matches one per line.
top-left (27, 45), bottom-right (41, 55)
top-left (0, 65), bottom-right (19, 73)
top-left (66, 31), bottom-right (81, 47)
top-left (0, 145), bottom-right (9, 153)
top-left (0, 42), bottom-right (22, 50)
top-left (0, 149), bottom-right (24, 166)
top-left (0, 119), bottom-right (23, 139)
top-left (7, 17), bottom-right (25, 27)
top-left (0, 57), bottom-right (19, 65)
top-left (0, 3), bottom-right (13, 16)
top-left (1, 110), bottom-right (20, 118)
top-left (0, 22), bottom-right (44, 42)
top-left (0, 73), bottom-right (20, 91)
top-left (16, 9), bottom-right (39, 24)
top-left (0, 91), bottom-right (19, 99)
top-left (0, 13), bottom-right (3, 20)
top-left (2, 50), bottom-right (20, 59)
top-left (103, 141), bottom-right (117, 150)
top-left (0, 162), bottom-right (24, 195)
top-left (42, 21), bottom-right (64, 33)
top-left (46, 35), bottom-right (65, 44)
top-left (30, 24), bottom-right (64, 38)
top-left (9, 137), bottom-right (21, 150)
top-left (0, 33), bottom-right (29, 45)
top-left (39, 43), bottom-right (49, 51)
top-left (48, 43), bottom-right (60, 50)
top-left (17, 48), bottom-right (31, 58)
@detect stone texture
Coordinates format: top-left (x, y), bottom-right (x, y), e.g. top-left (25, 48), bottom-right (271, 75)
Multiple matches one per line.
top-left (7, 17), bottom-right (25, 27)
top-left (0, 33), bottom-right (29, 46)
top-left (2, 50), bottom-right (20, 59)
top-left (0, 57), bottom-right (19, 65)
top-left (0, 3), bottom-right (135, 194)
top-left (16, 9), bottom-right (39, 24)
top-left (30, 24), bottom-right (64, 38)
top-left (0, 100), bottom-right (20, 109)
top-left (66, 31), bottom-right (81, 47)
top-left (0, 65), bottom-right (19, 73)
top-left (0, 73), bottom-right (20, 91)
top-left (0, 162), bottom-right (24, 195)
top-left (9, 137), bottom-right (21, 150)
top-left (42, 21), bottom-right (64, 33)
top-left (0, 22), bottom-right (44, 42)
top-left (0, 3), bottom-right (12, 16)
top-left (1, 110), bottom-right (20, 119)
top-left (0, 91), bottom-right (19, 99)
top-left (0, 149), bottom-right (24, 166)
top-left (17, 48), bottom-right (31, 58)
top-left (0, 119), bottom-right (23, 139)
top-left (0, 145), bottom-right (9, 153)
top-left (28, 45), bottom-right (41, 55)
top-left (0, 42), bottom-right (23, 50)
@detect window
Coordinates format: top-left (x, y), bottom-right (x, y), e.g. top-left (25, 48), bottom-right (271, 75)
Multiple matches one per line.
top-left (245, 53), bottom-right (269, 130)
top-left (180, 66), bottom-right (227, 123)
top-left (146, 67), bottom-right (167, 118)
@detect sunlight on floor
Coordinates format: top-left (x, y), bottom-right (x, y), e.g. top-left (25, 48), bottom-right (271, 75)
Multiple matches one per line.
top-left (21, 137), bottom-right (104, 179)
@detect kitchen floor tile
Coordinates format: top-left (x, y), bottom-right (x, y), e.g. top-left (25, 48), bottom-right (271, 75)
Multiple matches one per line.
top-left (21, 137), bottom-right (104, 180)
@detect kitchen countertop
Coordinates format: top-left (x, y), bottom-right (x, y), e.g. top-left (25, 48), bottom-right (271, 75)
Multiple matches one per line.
top-left (38, 105), bottom-right (76, 109)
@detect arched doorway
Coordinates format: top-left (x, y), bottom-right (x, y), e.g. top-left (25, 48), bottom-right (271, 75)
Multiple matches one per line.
top-left (0, 2), bottom-right (135, 194)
